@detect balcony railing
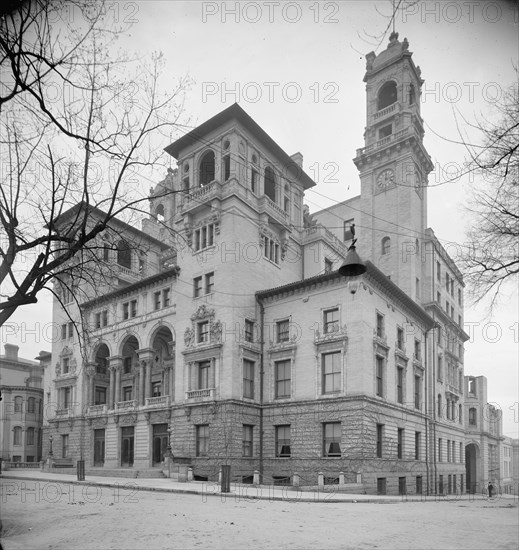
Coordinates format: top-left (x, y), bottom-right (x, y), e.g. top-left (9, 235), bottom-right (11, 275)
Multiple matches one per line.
top-left (356, 127), bottom-right (412, 157)
top-left (55, 408), bottom-right (71, 417)
top-left (145, 395), bottom-right (171, 407)
top-left (303, 224), bottom-right (347, 256)
top-left (373, 103), bottom-right (397, 120)
top-left (258, 195), bottom-right (289, 225)
top-left (186, 388), bottom-right (215, 400)
top-left (87, 404), bottom-right (107, 415)
top-left (117, 265), bottom-right (140, 283)
top-left (115, 399), bottom-right (137, 411)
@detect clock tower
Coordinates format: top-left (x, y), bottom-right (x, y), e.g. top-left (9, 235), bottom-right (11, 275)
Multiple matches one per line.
top-left (354, 32), bottom-right (434, 303)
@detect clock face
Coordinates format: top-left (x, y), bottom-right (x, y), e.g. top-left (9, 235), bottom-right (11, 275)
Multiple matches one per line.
top-left (377, 169), bottom-right (394, 188)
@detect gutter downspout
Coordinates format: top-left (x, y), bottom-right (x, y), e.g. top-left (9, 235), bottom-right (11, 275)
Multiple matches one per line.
top-left (256, 294), bottom-right (265, 481)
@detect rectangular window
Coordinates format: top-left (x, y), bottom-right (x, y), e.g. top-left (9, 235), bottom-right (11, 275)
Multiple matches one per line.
top-left (130, 300), bottom-right (137, 318)
top-left (61, 324), bottom-right (67, 340)
top-left (436, 291), bottom-right (441, 304)
top-left (197, 321), bottom-right (209, 344)
top-left (62, 434), bottom-right (69, 458)
top-left (123, 386), bottom-right (132, 401)
top-left (193, 276), bottom-right (202, 298)
top-left (242, 425), bottom-right (253, 457)
top-left (324, 308), bottom-right (339, 334)
top-left (154, 291), bottom-right (161, 310)
top-left (376, 313), bottom-right (384, 338)
top-left (95, 313), bottom-right (102, 329)
top-left (415, 277), bottom-right (420, 300)
top-left (263, 237), bottom-right (280, 264)
top-left (276, 319), bottom-right (290, 343)
top-left (198, 361), bottom-right (211, 389)
top-left (152, 382), bottom-right (162, 397)
top-left (324, 258), bottom-right (333, 273)
top-left (436, 261), bottom-right (441, 281)
top-left (62, 387), bottom-right (71, 409)
top-left (276, 425), bottom-right (291, 457)
top-left (414, 339), bottom-right (421, 361)
top-left (244, 319), bottom-right (254, 343)
top-left (447, 440), bottom-right (451, 462)
top-left (163, 288), bottom-right (171, 307)
top-left (102, 310), bottom-right (108, 327)
top-left (438, 438), bottom-right (442, 462)
top-left (397, 428), bottom-right (404, 459)
top-left (397, 367), bottom-right (404, 404)
top-left (458, 288), bottom-right (462, 306)
top-left (414, 375), bottom-right (421, 409)
top-left (275, 360), bottom-right (291, 399)
top-left (397, 327), bottom-right (404, 350)
top-left (322, 352), bottom-right (341, 394)
top-left (13, 427), bottom-right (21, 445)
top-left (205, 272), bottom-right (214, 294)
top-left (123, 356), bottom-right (132, 374)
top-left (376, 424), bottom-right (384, 458)
top-left (196, 425), bottom-right (209, 457)
top-left (323, 422), bottom-right (341, 457)
top-left (123, 302), bottom-right (129, 320)
top-left (415, 432), bottom-right (421, 460)
top-left (438, 356), bottom-right (443, 381)
top-left (376, 356), bottom-right (384, 397)
top-left (95, 386), bottom-right (107, 405)
top-left (243, 359), bottom-right (255, 399)
top-left (62, 357), bottom-right (70, 374)
top-left (194, 224), bottom-right (215, 252)
top-left (379, 124), bottom-right (392, 138)
top-left (68, 322), bottom-right (74, 339)
top-left (27, 398), bottom-right (35, 413)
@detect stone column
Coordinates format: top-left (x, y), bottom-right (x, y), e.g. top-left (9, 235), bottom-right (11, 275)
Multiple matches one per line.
top-left (115, 366), bottom-right (121, 403)
top-left (145, 359), bottom-right (152, 400)
top-left (139, 360), bottom-right (146, 406)
top-left (86, 364), bottom-right (96, 406)
top-left (108, 367), bottom-right (115, 409)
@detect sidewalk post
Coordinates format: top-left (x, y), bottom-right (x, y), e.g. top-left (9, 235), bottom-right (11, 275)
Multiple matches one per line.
top-left (221, 464), bottom-right (231, 493)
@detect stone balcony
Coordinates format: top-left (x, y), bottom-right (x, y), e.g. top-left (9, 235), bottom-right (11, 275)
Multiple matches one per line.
top-left (185, 388), bottom-right (215, 400)
top-left (55, 408), bottom-right (71, 418)
top-left (356, 126), bottom-right (415, 158)
top-left (115, 399), bottom-right (137, 411)
top-left (303, 223), bottom-right (347, 257)
top-left (258, 195), bottom-right (290, 227)
top-left (145, 395), bottom-right (171, 408)
top-left (372, 102), bottom-right (399, 123)
top-left (87, 404), bottom-right (107, 415)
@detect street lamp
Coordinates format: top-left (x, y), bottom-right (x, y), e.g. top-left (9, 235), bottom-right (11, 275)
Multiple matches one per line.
top-left (338, 223), bottom-right (366, 293)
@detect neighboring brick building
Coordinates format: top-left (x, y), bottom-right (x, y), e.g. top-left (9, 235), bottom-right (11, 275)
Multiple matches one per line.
top-left (0, 344), bottom-right (49, 464)
top-left (43, 34), bottom-right (481, 494)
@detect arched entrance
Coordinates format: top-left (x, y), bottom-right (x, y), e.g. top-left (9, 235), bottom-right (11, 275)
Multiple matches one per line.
top-left (465, 443), bottom-right (480, 494)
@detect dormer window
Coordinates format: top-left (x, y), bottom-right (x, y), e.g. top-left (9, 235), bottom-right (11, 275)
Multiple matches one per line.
top-left (378, 80), bottom-right (397, 110)
top-left (199, 150), bottom-right (215, 187)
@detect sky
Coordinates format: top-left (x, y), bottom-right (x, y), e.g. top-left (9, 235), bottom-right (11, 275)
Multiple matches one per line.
top-left (2, 0), bottom-right (518, 437)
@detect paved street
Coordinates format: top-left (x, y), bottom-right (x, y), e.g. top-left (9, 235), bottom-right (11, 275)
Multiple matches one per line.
top-left (1, 475), bottom-right (517, 550)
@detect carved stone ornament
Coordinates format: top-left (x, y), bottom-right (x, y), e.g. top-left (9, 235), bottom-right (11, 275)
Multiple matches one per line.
top-left (70, 358), bottom-right (77, 373)
top-left (281, 239), bottom-right (289, 261)
top-left (55, 362), bottom-right (61, 377)
top-left (210, 320), bottom-right (223, 343)
top-left (191, 304), bottom-right (215, 321)
top-left (184, 327), bottom-right (194, 348)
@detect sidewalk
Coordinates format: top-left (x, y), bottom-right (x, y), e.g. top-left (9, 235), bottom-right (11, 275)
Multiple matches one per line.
top-left (2, 470), bottom-right (515, 504)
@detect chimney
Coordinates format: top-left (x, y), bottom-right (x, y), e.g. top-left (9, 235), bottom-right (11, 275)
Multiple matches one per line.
top-left (4, 343), bottom-right (19, 361)
top-left (290, 152), bottom-right (303, 167)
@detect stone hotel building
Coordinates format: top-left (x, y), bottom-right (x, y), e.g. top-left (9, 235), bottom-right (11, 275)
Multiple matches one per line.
top-left (42, 34), bottom-right (507, 495)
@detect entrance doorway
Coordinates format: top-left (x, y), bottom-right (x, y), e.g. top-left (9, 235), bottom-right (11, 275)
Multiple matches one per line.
top-left (93, 429), bottom-right (105, 466)
top-left (152, 424), bottom-right (169, 465)
top-left (465, 443), bottom-right (479, 493)
top-left (121, 426), bottom-right (134, 467)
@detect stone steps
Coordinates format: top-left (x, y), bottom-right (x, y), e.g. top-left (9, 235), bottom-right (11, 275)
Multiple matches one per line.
top-left (85, 468), bottom-right (166, 479)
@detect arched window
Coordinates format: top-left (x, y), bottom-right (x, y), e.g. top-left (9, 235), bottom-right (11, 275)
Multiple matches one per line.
top-left (14, 396), bottom-right (23, 413)
top-left (27, 427), bottom-right (35, 445)
top-left (437, 394), bottom-right (442, 417)
top-left (27, 397), bottom-right (35, 413)
top-left (155, 204), bottom-right (165, 223)
top-left (116, 240), bottom-right (132, 269)
top-left (199, 150), bottom-right (215, 187)
top-left (469, 407), bottom-right (477, 425)
top-left (13, 426), bottom-right (22, 445)
top-left (378, 81), bottom-right (397, 110)
top-left (381, 237), bottom-right (391, 255)
top-left (264, 165), bottom-right (276, 202)
top-left (409, 83), bottom-right (416, 105)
